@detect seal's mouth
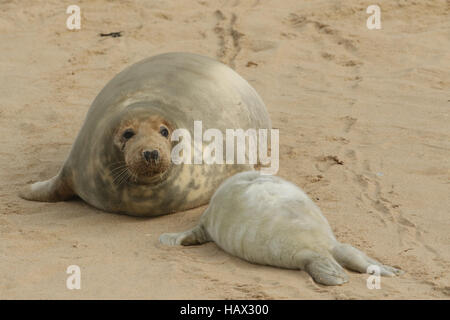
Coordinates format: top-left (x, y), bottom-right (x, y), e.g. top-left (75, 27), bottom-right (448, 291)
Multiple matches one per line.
top-left (132, 157), bottom-right (170, 182)
top-left (125, 151), bottom-right (172, 185)
top-left (133, 166), bottom-right (171, 185)
top-left (110, 157), bottom-right (171, 187)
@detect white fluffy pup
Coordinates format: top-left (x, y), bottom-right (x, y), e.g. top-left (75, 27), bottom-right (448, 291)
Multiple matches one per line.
top-left (160, 171), bottom-right (403, 285)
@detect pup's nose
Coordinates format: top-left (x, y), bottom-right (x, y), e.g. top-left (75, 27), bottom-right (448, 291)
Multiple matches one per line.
top-left (143, 150), bottom-right (159, 162)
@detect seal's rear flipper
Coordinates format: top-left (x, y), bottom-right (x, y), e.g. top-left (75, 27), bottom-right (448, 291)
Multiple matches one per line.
top-left (332, 243), bottom-right (404, 277)
top-left (304, 255), bottom-right (349, 286)
top-left (159, 225), bottom-right (210, 246)
top-left (19, 172), bottom-right (74, 202)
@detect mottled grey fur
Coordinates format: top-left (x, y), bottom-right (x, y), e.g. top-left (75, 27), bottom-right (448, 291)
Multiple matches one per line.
top-left (20, 53), bottom-right (271, 216)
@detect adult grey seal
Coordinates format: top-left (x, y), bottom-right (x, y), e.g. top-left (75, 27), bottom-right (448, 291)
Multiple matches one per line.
top-left (19, 52), bottom-right (271, 217)
top-left (160, 171), bottom-right (403, 285)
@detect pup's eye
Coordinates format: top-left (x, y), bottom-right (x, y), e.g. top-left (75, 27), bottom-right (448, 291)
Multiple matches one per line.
top-left (160, 127), bottom-right (169, 138)
top-left (122, 129), bottom-right (135, 140)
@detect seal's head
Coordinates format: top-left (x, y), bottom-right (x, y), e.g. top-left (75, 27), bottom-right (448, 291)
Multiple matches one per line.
top-left (113, 113), bottom-right (173, 185)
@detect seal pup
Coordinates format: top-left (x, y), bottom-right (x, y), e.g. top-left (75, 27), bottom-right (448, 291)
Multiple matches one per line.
top-left (160, 171), bottom-right (403, 285)
top-left (20, 53), bottom-right (271, 216)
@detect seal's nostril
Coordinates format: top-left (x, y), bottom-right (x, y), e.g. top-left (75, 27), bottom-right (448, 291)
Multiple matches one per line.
top-left (143, 150), bottom-right (151, 162)
top-left (150, 150), bottom-right (159, 160)
top-left (143, 150), bottom-right (159, 162)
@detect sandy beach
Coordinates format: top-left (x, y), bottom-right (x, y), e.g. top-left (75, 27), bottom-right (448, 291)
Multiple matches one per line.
top-left (0, 0), bottom-right (449, 299)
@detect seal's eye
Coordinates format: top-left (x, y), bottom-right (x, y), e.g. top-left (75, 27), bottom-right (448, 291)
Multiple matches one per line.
top-left (160, 127), bottom-right (169, 138)
top-left (122, 129), bottom-right (135, 140)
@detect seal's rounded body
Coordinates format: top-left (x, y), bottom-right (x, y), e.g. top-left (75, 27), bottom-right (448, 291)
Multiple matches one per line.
top-left (160, 171), bottom-right (403, 285)
top-left (20, 53), bottom-right (271, 216)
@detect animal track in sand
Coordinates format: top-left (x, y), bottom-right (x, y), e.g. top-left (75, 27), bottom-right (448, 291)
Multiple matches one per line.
top-left (213, 10), bottom-right (243, 69)
top-left (325, 136), bottom-right (350, 144)
top-left (285, 13), bottom-right (363, 88)
top-left (194, 271), bottom-right (271, 299)
top-left (286, 13), bottom-right (359, 53)
top-left (280, 32), bottom-right (298, 39)
top-left (322, 123), bottom-right (442, 265)
top-left (315, 155), bottom-right (344, 172)
top-left (340, 116), bottom-right (357, 133)
top-left (281, 145), bottom-right (299, 160)
top-left (321, 51), bottom-right (363, 68)
top-left (344, 150), bottom-right (441, 261)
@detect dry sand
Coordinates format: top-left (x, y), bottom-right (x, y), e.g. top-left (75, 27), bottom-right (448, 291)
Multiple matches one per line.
top-left (0, 0), bottom-right (449, 299)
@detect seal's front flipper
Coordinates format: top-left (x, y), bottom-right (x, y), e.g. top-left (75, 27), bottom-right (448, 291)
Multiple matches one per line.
top-left (304, 254), bottom-right (349, 286)
top-left (159, 225), bottom-right (210, 246)
top-left (332, 243), bottom-right (404, 277)
top-left (19, 172), bottom-right (74, 202)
